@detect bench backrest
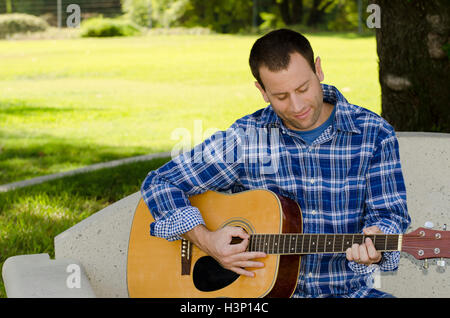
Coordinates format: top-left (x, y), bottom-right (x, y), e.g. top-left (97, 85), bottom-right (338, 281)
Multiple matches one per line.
top-left (54, 132), bottom-right (450, 297)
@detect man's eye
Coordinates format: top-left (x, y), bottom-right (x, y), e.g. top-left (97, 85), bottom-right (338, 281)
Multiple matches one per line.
top-left (277, 95), bottom-right (287, 100)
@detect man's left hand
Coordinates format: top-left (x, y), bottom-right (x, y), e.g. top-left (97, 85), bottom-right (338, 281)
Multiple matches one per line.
top-left (345, 226), bottom-right (383, 266)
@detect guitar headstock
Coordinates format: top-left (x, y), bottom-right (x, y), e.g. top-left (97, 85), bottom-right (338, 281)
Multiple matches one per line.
top-left (402, 226), bottom-right (450, 260)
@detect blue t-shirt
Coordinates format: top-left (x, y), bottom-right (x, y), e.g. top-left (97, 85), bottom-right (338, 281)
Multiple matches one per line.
top-left (289, 105), bottom-right (336, 145)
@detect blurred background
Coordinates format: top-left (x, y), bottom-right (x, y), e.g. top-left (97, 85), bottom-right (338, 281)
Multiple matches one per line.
top-left (0, 0), bottom-right (448, 298)
top-left (0, 0), bottom-right (379, 185)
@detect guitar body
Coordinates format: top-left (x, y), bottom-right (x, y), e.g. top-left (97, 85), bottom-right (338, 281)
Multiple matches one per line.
top-left (127, 189), bottom-right (302, 298)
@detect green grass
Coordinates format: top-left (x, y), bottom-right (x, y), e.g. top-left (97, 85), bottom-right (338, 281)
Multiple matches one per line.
top-left (0, 32), bottom-right (380, 184)
top-left (0, 156), bottom-right (171, 298)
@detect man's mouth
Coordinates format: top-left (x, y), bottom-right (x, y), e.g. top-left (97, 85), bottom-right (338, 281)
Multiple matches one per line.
top-left (294, 108), bottom-right (311, 120)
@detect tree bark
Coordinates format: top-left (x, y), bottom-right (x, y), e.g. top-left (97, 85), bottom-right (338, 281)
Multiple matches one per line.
top-left (278, 0), bottom-right (292, 25)
top-left (373, 0), bottom-right (450, 132)
top-left (291, 0), bottom-right (304, 24)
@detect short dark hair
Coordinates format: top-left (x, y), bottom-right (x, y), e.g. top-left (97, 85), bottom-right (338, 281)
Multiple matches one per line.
top-left (249, 28), bottom-right (315, 91)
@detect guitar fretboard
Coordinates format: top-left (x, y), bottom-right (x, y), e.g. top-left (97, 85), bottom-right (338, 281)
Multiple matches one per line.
top-left (247, 234), bottom-right (400, 254)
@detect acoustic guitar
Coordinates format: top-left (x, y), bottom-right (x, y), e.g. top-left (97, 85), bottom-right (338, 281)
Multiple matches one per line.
top-left (127, 189), bottom-right (449, 298)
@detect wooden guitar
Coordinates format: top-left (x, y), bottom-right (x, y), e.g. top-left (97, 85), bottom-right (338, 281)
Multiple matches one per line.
top-left (127, 189), bottom-right (449, 298)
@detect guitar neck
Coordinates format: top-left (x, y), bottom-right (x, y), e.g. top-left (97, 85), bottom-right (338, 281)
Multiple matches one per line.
top-left (247, 233), bottom-right (402, 255)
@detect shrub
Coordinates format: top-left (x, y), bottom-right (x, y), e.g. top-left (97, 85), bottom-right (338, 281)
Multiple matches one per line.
top-left (122, 0), bottom-right (151, 27)
top-left (0, 13), bottom-right (49, 39)
top-left (80, 16), bottom-right (141, 37)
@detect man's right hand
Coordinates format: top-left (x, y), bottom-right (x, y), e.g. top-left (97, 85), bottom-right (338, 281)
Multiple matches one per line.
top-left (183, 225), bottom-right (267, 277)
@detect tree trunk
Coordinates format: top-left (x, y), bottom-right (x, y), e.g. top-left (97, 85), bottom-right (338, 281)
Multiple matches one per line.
top-left (6, 0), bottom-right (12, 13)
top-left (291, 0), bottom-right (304, 24)
top-left (278, 0), bottom-right (292, 25)
top-left (373, 0), bottom-right (450, 132)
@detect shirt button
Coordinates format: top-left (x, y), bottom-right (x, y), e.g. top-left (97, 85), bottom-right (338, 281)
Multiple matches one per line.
top-left (311, 210), bottom-right (317, 215)
top-left (310, 178), bottom-right (315, 185)
top-left (308, 272), bottom-right (313, 278)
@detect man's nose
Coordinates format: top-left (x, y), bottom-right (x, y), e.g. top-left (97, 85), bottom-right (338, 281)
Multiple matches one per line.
top-left (290, 93), bottom-right (306, 113)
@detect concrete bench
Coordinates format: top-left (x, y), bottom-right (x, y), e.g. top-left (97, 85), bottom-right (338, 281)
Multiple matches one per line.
top-left (2, 132), bottom-right (449, 298)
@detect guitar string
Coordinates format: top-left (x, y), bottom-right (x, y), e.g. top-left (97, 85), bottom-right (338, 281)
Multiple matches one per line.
top-left (248, 234), bottom-right (446, 254)
top-left (249, 236), bottom-right (400, 253)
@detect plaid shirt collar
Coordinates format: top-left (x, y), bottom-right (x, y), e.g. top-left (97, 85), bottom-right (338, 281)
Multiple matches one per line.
top-left (258, 83), bottom-right (362, 135)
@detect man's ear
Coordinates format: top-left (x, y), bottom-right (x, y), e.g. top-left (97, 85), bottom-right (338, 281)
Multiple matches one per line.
top-left (315, 56), bottom-right (325, 82)
top-left (254, 81), bottom-right (270, 103)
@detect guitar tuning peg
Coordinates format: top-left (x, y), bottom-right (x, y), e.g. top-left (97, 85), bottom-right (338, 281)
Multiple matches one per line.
top-left (424, 221), bottom-right (434, 229)
top-left (422, 259), bottom-right (429, 270)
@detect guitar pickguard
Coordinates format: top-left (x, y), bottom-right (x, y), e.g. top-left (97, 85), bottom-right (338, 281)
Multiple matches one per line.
top-left (193, 256), bottom-right (240, 292)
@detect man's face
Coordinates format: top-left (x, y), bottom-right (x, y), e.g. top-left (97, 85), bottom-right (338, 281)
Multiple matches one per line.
top-left (255, 52), bottom-right (330, 132)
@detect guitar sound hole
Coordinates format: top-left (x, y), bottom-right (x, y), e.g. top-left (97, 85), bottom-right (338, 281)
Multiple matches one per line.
top-left (193, 256), bottom-right (240, 292)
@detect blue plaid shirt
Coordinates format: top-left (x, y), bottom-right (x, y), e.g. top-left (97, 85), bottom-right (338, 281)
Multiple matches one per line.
top-left (141, 84), bottom-right (410, 298)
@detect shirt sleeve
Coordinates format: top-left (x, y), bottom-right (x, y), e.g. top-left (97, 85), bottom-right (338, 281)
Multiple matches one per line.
top-left (141, 127), bottom-right (243, 241)
top-left (349, 126), bottom-right (411, 274)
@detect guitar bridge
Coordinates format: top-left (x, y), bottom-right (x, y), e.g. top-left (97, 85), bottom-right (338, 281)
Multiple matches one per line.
top-left (181, 239), bottom-right (192, 275)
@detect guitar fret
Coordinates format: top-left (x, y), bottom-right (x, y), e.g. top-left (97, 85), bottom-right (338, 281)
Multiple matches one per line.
top-left (318, 234), bottom-right (325, 253)
top-left (385, 235), bottom-right (399, 251)
top-left (344, 235), bottom-right (353, 251)
top-left (278, 234), bottom-right (282, 254)
top-left (311, 235), bottom-right (317, 253)
top-left (376, 235), bottom-right (386, 251)
top-left (334, 235), bottom-right (342, 253)
top-left (285, 234), bottom-right (292, 254)
top-left (300, 234), bottom-right (305, 254)
top-left (355, 234), bottom-right (363, 245)
top-left (275, 234), bottom-right (279, 253)
top-left (264, 235), bottom-right (268, 253)
top-left (303, 234), bottom-right (311, 253)
top-left (291, 234), bottom-right (296, 254)
top-left (249, 233), bottom-right (400, 255)
top-left (273, 235), bottom-right (277, 254)
top-left (328, 235), bottom-right (334, 253)
top-left (283, 235), bottom-right (291, 254)
top-left (269, 235), bottom-right (273, 253)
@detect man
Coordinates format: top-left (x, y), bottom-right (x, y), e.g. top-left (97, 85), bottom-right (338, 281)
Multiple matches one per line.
top-left (141, 29), bottom-right (410, 298)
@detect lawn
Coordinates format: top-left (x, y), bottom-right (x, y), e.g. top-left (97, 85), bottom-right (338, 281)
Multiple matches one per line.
top-left (0, 31), bottom-right (380, 298)
top-left (0, 156), bottom-right (171, 298)
top-left (0, 32), bottom-right (380, 185)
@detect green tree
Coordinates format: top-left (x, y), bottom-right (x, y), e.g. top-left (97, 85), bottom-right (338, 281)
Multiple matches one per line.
top-left (184, 0), bottom-right (253, 33)
top-left (6, 0), bottom-right (12, 13)
top-left (122, 0), bottom-right (191, 28)
top-left (276, 0), bottom-right (305, 25)
top-left (306, 0), bottom-right (335, 26)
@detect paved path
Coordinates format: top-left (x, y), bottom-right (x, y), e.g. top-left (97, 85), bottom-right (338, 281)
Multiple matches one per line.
top-left (0, 152), bottom-right (171, 193)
